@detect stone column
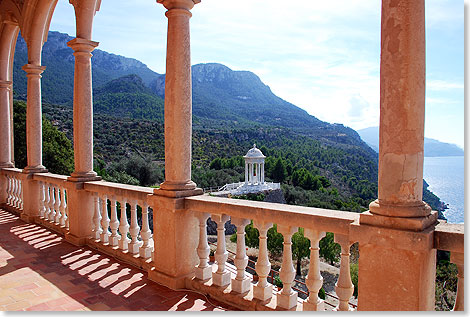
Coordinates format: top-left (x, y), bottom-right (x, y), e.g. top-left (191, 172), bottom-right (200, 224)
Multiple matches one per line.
top-left (67, 38), bottom-right (100, 182)
top-left (351, 0), bottom-right (437, 310)
top-left (65, 0), bottom-right (101, 245)
top-left (245, 163), bottom-right (248, 185)
top-left (22, 64), bottom-right (47, 173)
top-left (0, 80), bottom-right (13, 168)
top-left (158, 0), bottom-right (200, 191)
top-left (150, 0), bottom-right (202, 290)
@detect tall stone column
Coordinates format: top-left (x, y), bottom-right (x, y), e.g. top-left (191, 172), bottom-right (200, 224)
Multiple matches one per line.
top-left (158, 0), bottom-right (200, 192)
top-left (22, 64), bottom-right (47, 173)
top-left (0, 80), bottom-right (13, 168)
top-left (150, 0), bottom-right (202, 290)
top-left (65, 0), bottom-right (101, 245)
top-left (67, 38), bottom-right (100, 182)
top-left (351, 0), bottom-right (437, 310)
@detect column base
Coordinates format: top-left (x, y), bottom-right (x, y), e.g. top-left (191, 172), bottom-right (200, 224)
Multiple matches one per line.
top-left (68, 171), bottom-right (101, 182)
top-left (369, 199), bottom-right (432, 218)
top-left (159, 180), bottom-right (197, 191)
top-left (0, 162), bottom-right (14, 168)
top-left (153, 187), bottom-right (203, 198)
top-left (360, 210), bottom-right (438, 231)
top-left (277, 290), bottom-right (298, 310)
top-left (23, 165), bottom-right (47, 173)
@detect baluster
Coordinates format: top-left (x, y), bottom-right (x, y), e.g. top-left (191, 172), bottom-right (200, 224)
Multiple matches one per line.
top-left (19, 178), bottom-right (23, 210)
top-left (92, 193), bottom-right (102, 240)
top-left (43, 183), bottom-right (51, 220)
top-left (128, 200), bottom-right (140, 254)
top-left (100, 194), bottom-right (110, 243)
top-left (49, 185), bottom-right (56, 222)
top-left (60, 187), bottom-right (67, 227)
top-left (231, 217), bottom-right (251, 293)
top-left (11, 177), bottom-right (17, 208)
top-left (54, 186), bottom-right (61, 224)
top-left (303, 229), bottom-right (326, 311)
top-left (5, 175), bottom-right (11, 206)
top-left (195, 212), bottom-right (211, 280)
top-left (38, 181), bottom-right (45, 218)
top-left (109, 197), bottom-right (120, 246)
top-left (334, 234), bottom-right (354, 311)
top-left (15, 177), bottom-right (20, 209)
top-left (451, 252), bottom-right (464, 311)
top-left (277, 225), bottom-right (298, 310)
top-left (139, 202), bottom-right (152, 258)
top-left (211, 214), bottom-right (230, 286)
top-left (118, 198), bottom-right (130, 250)
top-left (253, 221), bottom-right (273, 301)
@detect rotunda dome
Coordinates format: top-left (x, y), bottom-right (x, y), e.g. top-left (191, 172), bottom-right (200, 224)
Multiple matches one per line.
top-left (244, 144), bottom-right (265, 158)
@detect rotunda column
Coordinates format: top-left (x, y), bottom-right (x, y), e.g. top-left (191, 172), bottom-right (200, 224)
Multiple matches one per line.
top-left (0, 80), bottom-right (12, 168)
top-left (22, 64), bottom-right (47, 173)
top-left (158, 0), bottom-right (200, 191)
top-left (245, 162), bottom-right (248, 185)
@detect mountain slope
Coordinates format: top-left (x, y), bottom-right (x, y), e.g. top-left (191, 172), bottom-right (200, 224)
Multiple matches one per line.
top-left (93, 74), bottom-right (164, 122)
top-left (357, 126), bottom-right (464, 157)
top-left (13, 31), bottom-right (161, 105)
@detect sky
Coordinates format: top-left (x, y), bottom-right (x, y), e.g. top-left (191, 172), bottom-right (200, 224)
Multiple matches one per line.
top-left (49, 0), bottom-right (465, 149)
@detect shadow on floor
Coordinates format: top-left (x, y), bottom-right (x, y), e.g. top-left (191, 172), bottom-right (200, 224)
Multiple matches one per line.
top-left (0, 209), bottom-right (235, 311)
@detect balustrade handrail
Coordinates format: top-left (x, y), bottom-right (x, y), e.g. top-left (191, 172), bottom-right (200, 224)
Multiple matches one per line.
top-left (186, 194), bottom-right (359, 236)
top-left (0, 167), bottom-right (27, 178)
top-left (434, 221), bottom-right (464, 253)
top-left (84, 180), bottom-right (153, 202)
top-left (32, 172), bottom-right (68, 184)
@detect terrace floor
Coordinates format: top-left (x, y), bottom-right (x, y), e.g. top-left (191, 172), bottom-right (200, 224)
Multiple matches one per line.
top-left (0, 209), bottom-right (234, 311)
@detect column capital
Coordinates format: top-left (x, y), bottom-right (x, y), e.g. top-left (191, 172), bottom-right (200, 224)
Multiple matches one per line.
top-left (67, 37), bottom-right (99, 53)
top-left (22, 64), bottom-right (46, 76)
top-left (157, 0), bottom-right (200, 11)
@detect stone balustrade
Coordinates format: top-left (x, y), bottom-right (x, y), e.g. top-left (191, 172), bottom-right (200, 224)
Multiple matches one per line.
top-left (33, 173), bottom-right (69, 235)
top-left (0, 167), bottom-right (465, 311)
top-left (186, 194), bottom-right (358, 311)
top-left (1, 168), bottom-right (25, 213)
top-left (83, 181), bottom-right (154, 270)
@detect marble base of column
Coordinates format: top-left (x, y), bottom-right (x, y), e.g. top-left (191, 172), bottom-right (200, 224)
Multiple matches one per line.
top-left (0, 162), bottom-right (14, 168)
top-left (23, 165), bottom-right (47, 174)
top-left (67, 171), bottom-right (101, 182)
top-left (159, 179), bottom-right (198, 192)
top-left (153, 186), bottom-right (202, 198)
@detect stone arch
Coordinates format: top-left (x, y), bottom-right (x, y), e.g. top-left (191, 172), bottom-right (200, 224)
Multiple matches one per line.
top-left (21, 0), bottom-right (58, 64)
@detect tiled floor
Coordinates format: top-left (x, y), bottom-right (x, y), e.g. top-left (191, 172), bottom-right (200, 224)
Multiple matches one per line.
top-left (0, 209), bottom-right (234, 311)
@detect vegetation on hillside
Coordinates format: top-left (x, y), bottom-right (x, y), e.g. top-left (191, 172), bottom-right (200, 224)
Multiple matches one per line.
top-left (13, 100), bottom-right (74, 175)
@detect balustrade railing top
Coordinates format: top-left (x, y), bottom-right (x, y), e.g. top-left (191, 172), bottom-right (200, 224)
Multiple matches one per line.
top-left (186, 194), bottom-right (359, 236)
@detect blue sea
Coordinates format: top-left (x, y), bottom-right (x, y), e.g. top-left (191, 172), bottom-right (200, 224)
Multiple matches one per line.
top-left (423, 156), bottom-right (464, 224)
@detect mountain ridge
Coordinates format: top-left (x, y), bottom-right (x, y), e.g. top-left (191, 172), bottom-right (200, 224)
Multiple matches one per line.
top-left (357, 126), bottom-right (464, 157)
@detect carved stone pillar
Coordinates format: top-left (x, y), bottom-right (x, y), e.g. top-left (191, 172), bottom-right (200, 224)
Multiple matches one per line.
top-left (158, 0), bottom-right (200, 191)
top-left (67, 38), bottom-right (100, 181)
top-left (22, 64), bottom-right (47, 173)
top-left (351, 0), bottom-right (437, 310)
top-left (0, 80), bottom-right (13, 168)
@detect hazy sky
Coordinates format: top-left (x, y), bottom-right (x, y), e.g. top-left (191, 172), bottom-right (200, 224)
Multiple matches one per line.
top-left (49, 0), bottom-right (464, 148)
